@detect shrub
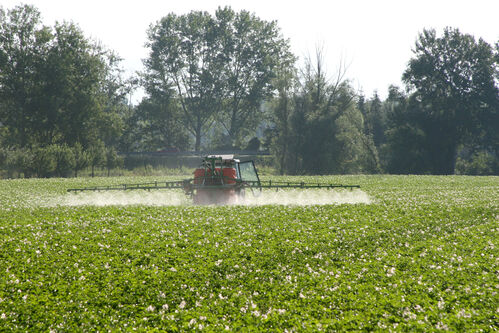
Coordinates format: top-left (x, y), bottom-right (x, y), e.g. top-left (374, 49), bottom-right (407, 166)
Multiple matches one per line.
top-left (0, 147), bottom-right (7, 170)
top-left (53, 144), bottom-right (76, 177)
top-left (32, 146), bottom-right (56, 178)
top-left (88, 141), bottom-right (106, 177)
top-left (455, 151), bottom-right (497, 175)
top-left (73, 143), bottom-right (90, 178)
top-left (105, 147), bottom-right (123, 176)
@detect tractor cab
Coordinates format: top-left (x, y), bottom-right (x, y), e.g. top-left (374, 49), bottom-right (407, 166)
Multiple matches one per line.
top-left (238, 160), bottom-right (260, 184)
top-left (194, 155), bottom-right (260, 185)
top-left (191, 155), bottom-right (260, 204)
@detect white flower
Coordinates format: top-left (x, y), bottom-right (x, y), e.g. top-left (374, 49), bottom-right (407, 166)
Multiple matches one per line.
top-left (457, 309), bottom-right (471, 318)
top-left (436, 322), bottom-right (448, 330)
top-left (179, 300), bottom-right (186, 309)
top-left (162, 304), bottom-right (169, 310)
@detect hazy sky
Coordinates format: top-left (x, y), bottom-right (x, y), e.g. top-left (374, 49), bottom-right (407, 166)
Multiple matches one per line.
top-left (2, 0), bottom-right (499, 100)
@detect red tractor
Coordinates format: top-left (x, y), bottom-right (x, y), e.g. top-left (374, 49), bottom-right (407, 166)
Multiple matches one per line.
top-left (68, 155), bottom-right (359, 205)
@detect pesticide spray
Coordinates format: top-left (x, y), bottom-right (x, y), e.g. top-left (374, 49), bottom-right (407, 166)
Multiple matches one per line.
top-left (60, 157), bottom-right (370, 207)
top-left (56, 188), bottom-right (371, 207)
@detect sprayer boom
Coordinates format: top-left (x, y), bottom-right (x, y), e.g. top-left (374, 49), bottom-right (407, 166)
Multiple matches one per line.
top-left (67, 155), bottom-right (360, 204)
top-left (249, 180), bottom-right (360, 190)
top-left (67, 180), bottom-right (188, 193)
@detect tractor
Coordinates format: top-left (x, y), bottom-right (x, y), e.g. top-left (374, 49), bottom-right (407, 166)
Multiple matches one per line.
top-left (67, 155), bottom-right (360, 205)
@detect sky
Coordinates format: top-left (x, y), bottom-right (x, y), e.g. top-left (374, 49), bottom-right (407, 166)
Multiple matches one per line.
top-left (2, 0), bottom-right (498, 101)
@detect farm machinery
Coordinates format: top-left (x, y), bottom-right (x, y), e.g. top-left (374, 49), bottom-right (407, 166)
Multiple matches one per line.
top-left (67, 155), bottom-right (360, 205)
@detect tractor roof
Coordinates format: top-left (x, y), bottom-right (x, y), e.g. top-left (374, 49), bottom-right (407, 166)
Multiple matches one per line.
top-left (206, 154), bottom-right (239, 162)
top-left (207, 154), bottom-right (233, 159)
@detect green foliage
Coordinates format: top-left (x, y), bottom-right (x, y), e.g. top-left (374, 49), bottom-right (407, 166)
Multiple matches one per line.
top-left (0, 147), bottom-right (6, 169)
top-left (53, 144), bottom-right (76, 177)
top-left (73, 142), bottom-right (90, 178)
top-left (32, 146), bottom-right (56, 178)
top-left (0, 175), bottom-right (497, 330)
top-left (132, 98), bottom-right (190, 151)
top-left (105, 147), bottom-right (123, 176)
top-left (0, 5), bottom-right (49, 147)
top-left (0, 4), bottom-right (127, 150)
top-left (270, 50), bottom-right (374, 175)
top-left (244, 137), bottom-right (261, 151)
top-left (88, 141), bottom-right (106, 177)
top-left (455, 151), bottom-right (498, 175)
top-left (3, 148), bottom-right (34, 178)
top-left (401, 27), bottom-right (499, 174)
top-left (2, 4), bottom-right (497, 177)
top-left (214, 8), bottom-right (295, 147)
top-left (143, 7), bottom-right (294, 151)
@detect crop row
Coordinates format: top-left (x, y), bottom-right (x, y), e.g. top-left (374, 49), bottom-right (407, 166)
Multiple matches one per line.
top-left (0, 175), bottom-right (497, 330)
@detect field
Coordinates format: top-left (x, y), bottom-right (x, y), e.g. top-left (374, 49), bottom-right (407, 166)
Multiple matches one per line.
top-left (0, 175), bottom-right (497, 331)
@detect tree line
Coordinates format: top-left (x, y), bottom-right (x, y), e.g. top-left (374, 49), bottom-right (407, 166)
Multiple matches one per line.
top-left (0, 4), bottom-right (497, 177)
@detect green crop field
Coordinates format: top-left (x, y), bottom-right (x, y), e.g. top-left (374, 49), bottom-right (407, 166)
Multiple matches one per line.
top-left (0, 175), bottom-right (497, 331)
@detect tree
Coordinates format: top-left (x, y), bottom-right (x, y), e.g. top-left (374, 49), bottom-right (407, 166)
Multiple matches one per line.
top-left (53, 144), bottom-right (75, 177)
top-left (269, 63), bottom-right (296, 175)
top-left (144, 11), bottom-right (222, 151)
top-left (134, 67), bottom-right (190, 151)
top-left (133, 98), bottom-right (190, 151)
top-left (44, 22), bottom-right (122, 147)
top-left (402, 27), bottom-right (499, 174)
top-left (383, 87), bottom-right (430, 174)
top-left (215, 7), bottom-right (295, 147)
top-left (0, 4), bottom-right (127, 150)
top-left (368, 92), bottom-right (385, 148)
top-left (32, 145), bottom-right (56, 178)
top-left (143, 7), bottom-right (294, 151)
top-left (0, 5), bottom-right (51, 147)
top-left (88, 140), bottom-right (106, 177)
top-left (73, 142), bottom-right (89, 177)
top-left (105, 146), bottom-right (122, 177)
top-left (358, 92), bottom-right (382, 173)
top-left (270, 48), bottom-right (371, 174)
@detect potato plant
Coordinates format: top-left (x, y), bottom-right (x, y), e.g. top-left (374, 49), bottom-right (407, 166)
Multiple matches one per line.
top-left (0, 175), bottom-right (497, 331)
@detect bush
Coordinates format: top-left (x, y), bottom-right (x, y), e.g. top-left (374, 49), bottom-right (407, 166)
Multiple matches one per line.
top-left (88, 141), bottom-right (106, 177)
top-left (455, 151), bottom-right (497, 175)
top-left (3, 148), bottom-right (35, 178)
top-left (73, 142), bottom-right (90, 178)
top-left (32, 146), bottom-right (56, 178)
top-left (105, 147), bottom-right (123, 176)
top-left (53, 144), bottom-right (76, 177)
top-left (244, 137), bottom-right (261, 151)
top-left (0, 148), bottom-right (7, 170)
